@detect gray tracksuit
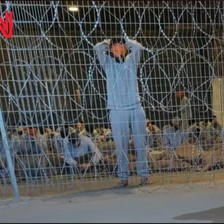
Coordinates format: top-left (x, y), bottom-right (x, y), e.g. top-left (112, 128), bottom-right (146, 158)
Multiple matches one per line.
top-left (93, 38), bottom-right (149, 180)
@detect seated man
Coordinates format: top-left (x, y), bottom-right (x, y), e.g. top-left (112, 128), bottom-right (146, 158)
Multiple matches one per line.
top-left (60, 131), bottom-right (104, 172)
top-left (187, 121), bottom-right (201, 144)
top-left (74, 120), bottom-right (87, 136)
top-left (146, 119), bottom-right (163, 150)
top-left (162, 116), bottom-right (189, 170)
top-left (9, 126), bottom-right (49, 180)
top-left (199, 118), bottom-right (219, 151)
top-left (162, 116), bottom-right (188, 152)
top-left (211, 115), bottom-right (222, 141)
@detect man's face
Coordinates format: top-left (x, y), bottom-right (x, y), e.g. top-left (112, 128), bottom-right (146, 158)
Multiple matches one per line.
top-left (111, 43), bottom-right (127, 58)
top-left (147, 121), bottom-right (153, 131)
top-left (176, 91), bottom-right (184, 99)
top-left (212, 117), bottom-right (217, 123)
top-left (69, 133), bottom-right (81, 147)
top-left (76, 122), bottom-right (84, 131)
top-left (27, 127), bottom-right (37, 136)
top-left (173, 121), bottom-right (181, 130)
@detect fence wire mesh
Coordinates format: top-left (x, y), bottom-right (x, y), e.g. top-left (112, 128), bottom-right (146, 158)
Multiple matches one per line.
top-left (1, 1), bottom-right (224, 199)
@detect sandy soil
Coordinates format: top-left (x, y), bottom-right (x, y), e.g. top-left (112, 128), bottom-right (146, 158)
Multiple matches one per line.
top-left (1, 168), bottom-right (224, 199)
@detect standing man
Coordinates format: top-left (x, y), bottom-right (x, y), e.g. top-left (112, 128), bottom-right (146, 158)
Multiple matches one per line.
top-left (176, 90), bottom-right (192, 131)
top-left (93, 36), bottom-right (149, 187)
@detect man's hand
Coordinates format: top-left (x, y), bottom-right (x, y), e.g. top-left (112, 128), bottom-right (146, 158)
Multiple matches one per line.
top-left (79, 163), bottom-right (90, 170)
top-left (64, 158), bottom-right (78, 167)
top-left (103, 39), bottom-right (110, 45)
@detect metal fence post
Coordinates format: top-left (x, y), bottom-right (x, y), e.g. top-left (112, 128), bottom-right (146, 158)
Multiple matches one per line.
top-left (0, 110), bottom-right (20, 199)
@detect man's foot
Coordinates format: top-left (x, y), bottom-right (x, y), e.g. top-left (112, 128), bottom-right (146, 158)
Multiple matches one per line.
top-left (117, 179), bottom-right (128, 187)
top-left (138, 177), bottom-right (149, 186)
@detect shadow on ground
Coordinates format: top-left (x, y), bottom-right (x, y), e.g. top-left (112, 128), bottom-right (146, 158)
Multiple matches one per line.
top-left (174, 206), bottom-right (224, 223)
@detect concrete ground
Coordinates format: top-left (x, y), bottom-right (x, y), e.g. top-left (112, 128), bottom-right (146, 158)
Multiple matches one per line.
top-left (1, 183), bottom-right (224, 223)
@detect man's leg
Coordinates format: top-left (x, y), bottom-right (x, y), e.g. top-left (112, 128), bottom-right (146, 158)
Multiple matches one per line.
top-left (109, 109), bottom-right (130, 183)
top-left (131, 107), bottom-right (149, 182)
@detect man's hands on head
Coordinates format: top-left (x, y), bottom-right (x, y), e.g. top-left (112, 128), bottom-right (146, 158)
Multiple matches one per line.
top-left (103, 39), bottom-right (111, 45)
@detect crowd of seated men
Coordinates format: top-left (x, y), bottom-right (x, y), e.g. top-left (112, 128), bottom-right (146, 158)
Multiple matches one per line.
top-left (0, 121), bottom-right (115, 181)
top-left (1, 126), bottom-right (52, 181)
top-left (147, 115), bottom-right (224, 172)
top-left (1, 114), bottom-right (224, 183)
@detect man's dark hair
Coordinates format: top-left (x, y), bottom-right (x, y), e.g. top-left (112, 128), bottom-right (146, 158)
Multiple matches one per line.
top-left (60, 125), bottom-right (70, 138)
top-left (38, 126), bottom-right (45, 135)
top-left (77, 119), bottom-right (84, 124)
top-left (17, 130), bottom-right (23, 136)
top-left (110, 37), bottom-right (126, 47)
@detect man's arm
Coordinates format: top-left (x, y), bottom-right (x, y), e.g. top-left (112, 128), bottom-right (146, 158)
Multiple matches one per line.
top-left (125, 37), bottom-right (144, 64)
top-left (87, 137), bottom-right (104, 165)
top-left (93, 39), bottom-right (110, 70)
top-left (221, 127), bottom-right (224, 152)
top-left (162, 130), bottom-right (173, 151)
top-left (125, 38), bottom-right (144, 51)
top-left (146, 132), bottom-right (153, 149)
top-left (63, 140), bottom-right (78, 167)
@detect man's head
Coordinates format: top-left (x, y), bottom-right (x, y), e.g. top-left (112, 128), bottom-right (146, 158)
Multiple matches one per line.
top-left (17, 126), bottom-right (24, 136)
top-left (109, 37), bottom-right (127, 59)
top-left (27, 127), bottom-right (37, 136)
top-left (146, 119), bottom-right (153, 131)
top-left (68, 132), bottom-right (81, 147)
top-left (176, 90), bottom-right (185, 99)
top-left (212, 115), bottom-right (218, 123)
top-left (60, 125), bottom-right (70, 138)
top-left (75, 120), bottom-right (85, 132)
top-left (171, 116), bottom-right (182, 130)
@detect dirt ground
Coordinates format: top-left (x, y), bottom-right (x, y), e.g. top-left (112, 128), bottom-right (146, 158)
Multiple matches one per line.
top-left (1, 168), bottom-right (224, 200)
